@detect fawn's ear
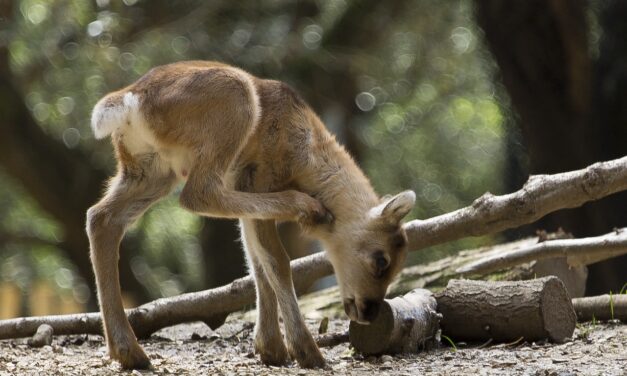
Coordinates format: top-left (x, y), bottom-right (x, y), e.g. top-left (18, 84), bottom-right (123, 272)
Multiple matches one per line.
top-left (371, 190), bottom-right (416, 225)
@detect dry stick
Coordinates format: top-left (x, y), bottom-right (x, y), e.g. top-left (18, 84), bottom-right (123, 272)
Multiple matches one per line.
top-left (572, 294), bottom-right (627, 321)
top-left (1, 156), bottom-right (626, 340)
top-left (456, 228), bottom-right (627, 274)
top-left (316, 331), bottom-right (349, 348)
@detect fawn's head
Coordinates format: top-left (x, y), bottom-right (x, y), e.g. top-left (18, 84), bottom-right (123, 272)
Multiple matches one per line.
top-left (322, 190), bottom-right (415, 324)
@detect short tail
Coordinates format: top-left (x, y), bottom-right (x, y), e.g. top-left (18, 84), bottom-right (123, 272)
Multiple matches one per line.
top-left (90, 91), bottom-right (139, 139)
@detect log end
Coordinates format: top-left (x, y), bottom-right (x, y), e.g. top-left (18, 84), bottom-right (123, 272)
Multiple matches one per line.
top-left (349, 301), bottom-right (395, 354)
top-left (540, 277), bottom-right (577, 343)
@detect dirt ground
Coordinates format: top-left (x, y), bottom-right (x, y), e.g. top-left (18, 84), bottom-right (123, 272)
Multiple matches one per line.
top-left (0, 318), bottom-right (625, 375)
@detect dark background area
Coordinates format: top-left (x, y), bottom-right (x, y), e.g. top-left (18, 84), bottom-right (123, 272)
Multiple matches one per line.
top-left (0, 0), bottom-right (624, 318)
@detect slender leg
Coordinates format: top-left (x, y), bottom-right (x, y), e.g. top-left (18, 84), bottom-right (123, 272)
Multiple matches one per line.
top-left (240, 219), bottom-right (325, 368)
top-left (179, 161), bottom-right (331, 226)
top-left (86, 171), bottom-right (175, 369)
top-left (240, 219), bottom-right (289, 365)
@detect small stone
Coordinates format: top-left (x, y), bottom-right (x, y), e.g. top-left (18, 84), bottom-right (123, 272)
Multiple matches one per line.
top-left (381, 355), bottom-right (394, 363)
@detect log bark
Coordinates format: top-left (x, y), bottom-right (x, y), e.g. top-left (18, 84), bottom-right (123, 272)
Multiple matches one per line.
top-left (572, 294), bottom-right (627, 321)
top-left (349, 289), bottom-right (439, 355)
top-left (456, 227), bottom-right (627, 274)
top-left (435, 277), bottom-right (576, 343)
top-left (0, 157), bottom-right (626, 339)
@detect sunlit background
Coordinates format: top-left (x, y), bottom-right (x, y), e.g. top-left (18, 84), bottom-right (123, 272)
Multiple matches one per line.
top-left (1, 0), bottom-right (625, 319)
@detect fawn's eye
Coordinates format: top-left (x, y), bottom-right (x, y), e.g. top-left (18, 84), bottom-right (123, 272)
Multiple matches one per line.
top-left (372, 250), bottom-right (389, 278)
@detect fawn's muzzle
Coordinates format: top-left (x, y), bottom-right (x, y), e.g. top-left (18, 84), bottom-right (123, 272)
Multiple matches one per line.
top-left (343, 298), bottom-right (382, 324)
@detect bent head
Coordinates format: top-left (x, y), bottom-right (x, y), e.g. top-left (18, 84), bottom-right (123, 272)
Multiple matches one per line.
top-left (324, 190), bottom-right (415, 324)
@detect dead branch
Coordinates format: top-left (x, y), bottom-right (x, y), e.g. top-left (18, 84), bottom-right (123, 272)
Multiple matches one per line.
top-left (315, 331), bottom-right (349, 348)
top-left (572, 294), bottom-right (627, 321)
top-left (435, 277), bottom-right (576, 343)
top-left (349, 289), bottom-right (440, 354)
top-left (0, 156), bottom-right (626, 340)
top-left (456, 227), bottom-right (627, 274)
top-left (404, 156), bottom-right (627, 249)
top-left (0, 254), bottom-right (333, 340)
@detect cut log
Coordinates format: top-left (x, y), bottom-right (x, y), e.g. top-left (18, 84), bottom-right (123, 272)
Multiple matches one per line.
top-left (349, 289), bottom-right (440, 354)
top-left (435, 277), bottom-right (576, 343)
top-left (572, 294), bottom-right (627, 321)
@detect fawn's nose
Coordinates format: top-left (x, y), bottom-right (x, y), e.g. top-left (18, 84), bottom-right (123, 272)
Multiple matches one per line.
top-left (344, 298), bottom-right (382, 324)
top-left (358, 299), bottom-right (381, 323)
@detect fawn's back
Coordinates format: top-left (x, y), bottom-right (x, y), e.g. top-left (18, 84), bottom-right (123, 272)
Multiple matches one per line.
top-left (91, 60), bottom-right (330, 193)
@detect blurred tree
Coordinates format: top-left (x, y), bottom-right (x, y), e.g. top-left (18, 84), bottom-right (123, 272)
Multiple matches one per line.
top-left (475, 0), bottom-right (627, 294)
top-left (0, 0), bottom-right (513, 316)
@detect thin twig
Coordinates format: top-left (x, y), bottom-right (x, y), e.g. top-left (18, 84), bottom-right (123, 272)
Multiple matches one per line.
top-left (316, 331), bottom-right (349, 348)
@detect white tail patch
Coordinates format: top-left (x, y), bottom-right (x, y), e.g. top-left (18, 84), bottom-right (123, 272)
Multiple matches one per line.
top-left (90, 92), bottom-right (140, 139)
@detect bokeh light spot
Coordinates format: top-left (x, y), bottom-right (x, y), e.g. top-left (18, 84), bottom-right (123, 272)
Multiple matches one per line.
top-left (355, 92), bottom-right (376, 112)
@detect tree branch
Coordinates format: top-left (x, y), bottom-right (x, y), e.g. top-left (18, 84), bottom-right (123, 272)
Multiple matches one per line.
top-left (1, 156), bottom-right (626, 339)
top-left (572, 294), bottom-right (627, 321)
top-left (404, 156), bottom-right (627, 249)
top-left (456, 228), bottom-right (627, 274)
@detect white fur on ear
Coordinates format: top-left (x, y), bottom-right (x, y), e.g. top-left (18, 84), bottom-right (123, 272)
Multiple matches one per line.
top-left (370, 190), bottom-right (416, 224)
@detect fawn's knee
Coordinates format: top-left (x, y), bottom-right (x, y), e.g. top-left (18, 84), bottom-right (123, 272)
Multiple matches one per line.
top-left (86, 205), bottom-right (124, 244)
top-left (179, 183), bottom-right (223, 213)
top-left (86, 205), bottom-right (107, 238)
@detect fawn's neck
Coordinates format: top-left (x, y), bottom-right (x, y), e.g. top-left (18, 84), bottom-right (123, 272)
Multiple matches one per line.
top-left (299, 124), bottom-right (379, 232)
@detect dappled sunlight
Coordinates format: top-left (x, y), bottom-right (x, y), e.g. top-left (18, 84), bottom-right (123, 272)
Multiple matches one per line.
top-left (0, 0), bottom-right (533, 316)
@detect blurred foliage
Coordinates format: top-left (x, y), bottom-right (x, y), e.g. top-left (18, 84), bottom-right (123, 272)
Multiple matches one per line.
top-left (1, 0), bottom-right (519, 314)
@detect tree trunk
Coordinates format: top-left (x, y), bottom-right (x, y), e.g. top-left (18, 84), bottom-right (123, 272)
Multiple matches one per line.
top-left (0, 0), bottom-right (167, 307)
top-left (474, 0), bottom-right (627, 294)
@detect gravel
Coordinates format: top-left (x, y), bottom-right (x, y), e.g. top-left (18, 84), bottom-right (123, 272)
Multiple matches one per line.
top-left (0, 319), bottom-right (625, 375)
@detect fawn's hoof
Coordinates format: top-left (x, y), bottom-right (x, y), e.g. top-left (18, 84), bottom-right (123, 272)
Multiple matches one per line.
top-left (289, 343), bottom-right (326, 369)
top-left (111, 342), bottom-right (152, 370)
top-left (255, 336), bottom-right (289, 366)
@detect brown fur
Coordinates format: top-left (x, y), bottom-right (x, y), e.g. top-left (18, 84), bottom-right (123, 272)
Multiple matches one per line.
top-left (87, 61), bottom-right (415, 369)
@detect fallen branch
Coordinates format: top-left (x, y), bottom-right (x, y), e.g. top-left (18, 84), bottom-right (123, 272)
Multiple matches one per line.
top-left (435, 277), bottom-right (576, 343)
top-left (0, 254), bottom-right (333, 340)
top-left (572, 294), bottom-right (627, 321)
top-left (0, 156), bottom-right (626, 340)
top-left (404, 156), bottom-right (627, 249)
top-left (315, 331), bottom-right (349, 348)
top-left (456, 228), bottom-right (627, 274)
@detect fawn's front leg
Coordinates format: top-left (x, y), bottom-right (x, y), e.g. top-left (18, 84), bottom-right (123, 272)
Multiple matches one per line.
top-left (179, 162), bottom-right (332, 226)
top-left (240, 219), bottom-right (289, 366)
top-left (87, 172), bottom-right (174, 369)
top-left (240, 219), bottom-right (325, 369)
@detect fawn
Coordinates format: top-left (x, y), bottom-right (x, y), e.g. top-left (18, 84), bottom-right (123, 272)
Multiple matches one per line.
top-left (87, 61), bottom-right (415, 369)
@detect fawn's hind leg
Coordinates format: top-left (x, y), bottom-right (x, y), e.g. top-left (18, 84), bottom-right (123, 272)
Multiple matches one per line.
top-left (239, 219), bottom-right (325, 368)
top-left (86, 167), bottom-right (175, 370)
